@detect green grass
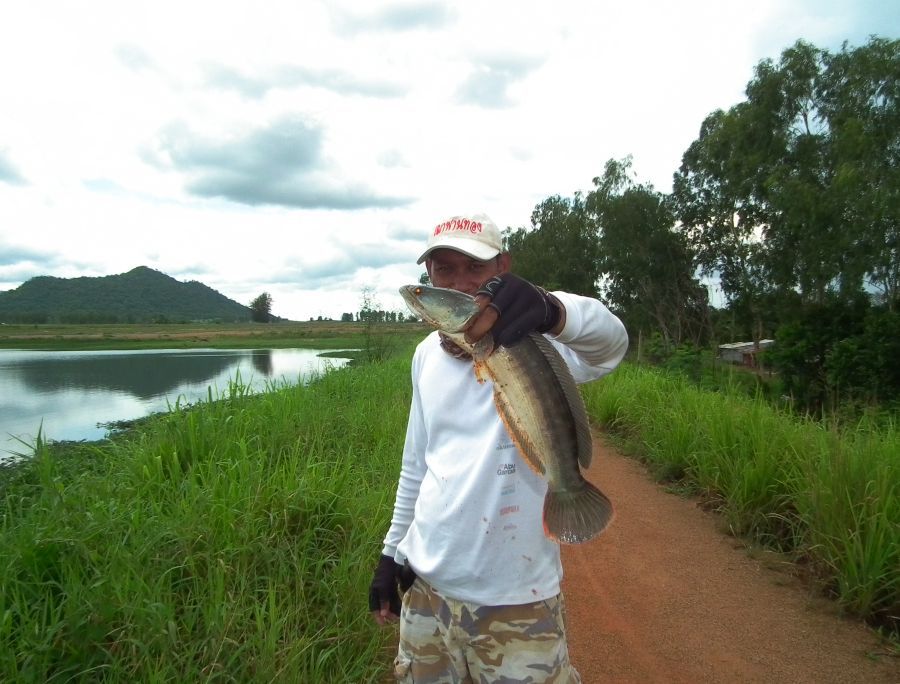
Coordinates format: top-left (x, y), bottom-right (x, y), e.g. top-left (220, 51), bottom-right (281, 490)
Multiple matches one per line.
top-left (1, 359), bottom-right (413, 682)
top-left (583, 362), bottom-right (899, 629)
top-left (1, 350), bottom-right (897, 681)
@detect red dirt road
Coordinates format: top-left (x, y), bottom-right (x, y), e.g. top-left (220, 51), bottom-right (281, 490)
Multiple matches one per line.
top-left (562, 440), bottom-right (899, 684)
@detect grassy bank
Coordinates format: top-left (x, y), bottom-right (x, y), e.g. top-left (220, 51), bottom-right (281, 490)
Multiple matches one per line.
top-left (1, 358), bottom-right (413, 682)
top-left (1, 352), bottom-right (897, 680)
top-left (582, 363), bottom-right (899, 631)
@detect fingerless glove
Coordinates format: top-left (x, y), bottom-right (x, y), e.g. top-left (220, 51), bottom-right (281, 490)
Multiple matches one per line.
top-left (368, 554), bottom-right (402, 615)
top-left (477, 273), bottom-right (562, 347)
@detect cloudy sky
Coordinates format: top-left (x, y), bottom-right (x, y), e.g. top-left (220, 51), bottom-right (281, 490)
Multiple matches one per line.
top-left (0, 1), bottom-right (895, 321)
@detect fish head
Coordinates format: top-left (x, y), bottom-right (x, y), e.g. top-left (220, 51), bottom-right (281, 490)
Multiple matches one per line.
top-left (399, 284), bottom-right (480, 333)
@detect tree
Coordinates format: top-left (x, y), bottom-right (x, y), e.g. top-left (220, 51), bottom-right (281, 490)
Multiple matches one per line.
top-left (748, 40), bottom-right (854, 303)
top-left (767, 293), bottom-right (870, 413)
top-left (818, 37), bottom-right (900, 308)
top-left (249, 292), bottom-right (272, 323)
top-left (672, 105), bottom-right (774, 345)
top-left (588, 157), bottom-right (709, 347)
top-left (504, 193), bottom-right (602, 296)
top-left (826, 306), bottom-right (900, 406)
top-left (673, 37), bottom-right (900, 325)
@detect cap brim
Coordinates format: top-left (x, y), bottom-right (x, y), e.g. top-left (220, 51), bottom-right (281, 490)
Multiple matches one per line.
top-left (416, 237), bottom-right (501, 264)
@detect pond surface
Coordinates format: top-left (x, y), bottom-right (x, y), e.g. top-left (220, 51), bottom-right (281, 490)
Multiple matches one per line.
top-left (0, 348), bottom-right (351, 456)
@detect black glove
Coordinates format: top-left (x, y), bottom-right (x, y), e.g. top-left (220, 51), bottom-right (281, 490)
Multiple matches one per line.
top-left (398, 560), bottom-right (417, 592)
top-left (476, 273), bottom-right (562, 347)
top-left (368, 555), bottom-right (402, 616)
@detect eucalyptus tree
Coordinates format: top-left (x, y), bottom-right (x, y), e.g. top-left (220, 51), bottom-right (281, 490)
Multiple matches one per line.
top-left (673, 36), bottom-right (900, 338)
top-left (503, 193), bottom-right (602, 297)
top-left (588, 158), bottom-right (708, 347)
top-left (673, 75), bottom-right (786, 344)
top-left (752, 41), bottom-right (845, 302)
top-left (818, 37), bottom-right (900, 309)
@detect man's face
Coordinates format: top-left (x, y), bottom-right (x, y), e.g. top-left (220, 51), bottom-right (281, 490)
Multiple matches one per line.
top-left (426, 249), bottom-right (507, 295)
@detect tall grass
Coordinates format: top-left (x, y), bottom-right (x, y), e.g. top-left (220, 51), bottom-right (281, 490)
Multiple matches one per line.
top-left (0, 358), bottom-right (411, 682)
top-left (583, 362), bottom-right (900, 629)
top-left (2, 348), bottom-right (897, 681)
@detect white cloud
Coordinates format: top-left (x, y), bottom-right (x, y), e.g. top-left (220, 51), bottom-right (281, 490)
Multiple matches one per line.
top-left (0, 149), bottom-right (27, 186)
top-left (0, 0), bottom-right (893, 320)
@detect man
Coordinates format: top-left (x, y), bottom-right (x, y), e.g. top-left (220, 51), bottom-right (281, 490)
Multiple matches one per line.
top-left (370, 212), bottom-right (628, 682)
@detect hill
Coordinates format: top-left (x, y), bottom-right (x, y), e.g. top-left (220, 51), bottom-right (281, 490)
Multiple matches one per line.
top-left (0, 267), bottom-right (260, 324)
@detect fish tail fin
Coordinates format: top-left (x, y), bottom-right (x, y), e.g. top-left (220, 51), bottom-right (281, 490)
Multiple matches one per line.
top-left (543, 481), bottom-right (614, 544)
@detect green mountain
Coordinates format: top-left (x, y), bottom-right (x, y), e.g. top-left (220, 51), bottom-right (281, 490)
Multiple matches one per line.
top-left (0, 266), bottom-right (257, 323)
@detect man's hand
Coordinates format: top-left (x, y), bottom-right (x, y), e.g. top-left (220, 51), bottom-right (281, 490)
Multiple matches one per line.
top-left (369, 555), bottom-right (402, 626)
top-left (466, 273), bottom-right (563, 347)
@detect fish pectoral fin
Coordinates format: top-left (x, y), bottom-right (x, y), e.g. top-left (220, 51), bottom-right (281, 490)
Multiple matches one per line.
top-left (471, 335), bottom-right (494, 361)
top-left (473, 360), bottom-right (489, 384)
top-left (470, 335), bottom-right (495, 384)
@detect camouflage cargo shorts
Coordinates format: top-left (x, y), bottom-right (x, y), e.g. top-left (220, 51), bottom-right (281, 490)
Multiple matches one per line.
top-left (394, 578), bottom-right (581, 683)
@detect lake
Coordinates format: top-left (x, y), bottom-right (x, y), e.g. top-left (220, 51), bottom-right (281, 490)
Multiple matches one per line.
top-left (0, 348), bottom-right (352, 457)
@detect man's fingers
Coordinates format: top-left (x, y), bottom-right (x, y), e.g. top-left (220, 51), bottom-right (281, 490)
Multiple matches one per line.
top-left (465, 304), bottom-right (499, 343)
top-left (372, 611), bottom-right (395, 626)
top-left (374, 602), bottom-right (399, 625)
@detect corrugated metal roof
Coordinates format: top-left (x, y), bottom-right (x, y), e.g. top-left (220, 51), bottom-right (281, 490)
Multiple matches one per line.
top-left (718, 339), bottom-right (774, 350)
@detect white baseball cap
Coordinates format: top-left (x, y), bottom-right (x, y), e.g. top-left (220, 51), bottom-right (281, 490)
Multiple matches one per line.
top-left (416, 213), bottom-right (503, 264)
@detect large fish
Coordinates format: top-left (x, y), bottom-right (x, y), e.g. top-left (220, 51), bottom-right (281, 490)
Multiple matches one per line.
top-left (399, 284), bottom-right (614, 544)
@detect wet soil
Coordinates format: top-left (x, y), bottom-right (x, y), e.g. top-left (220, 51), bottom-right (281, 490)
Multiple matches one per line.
top-left (562, 439), bottom-right (899, 683)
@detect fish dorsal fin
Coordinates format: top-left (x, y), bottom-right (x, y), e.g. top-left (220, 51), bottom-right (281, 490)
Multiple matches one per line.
top-left (528, 332), bottom-right (593, 469)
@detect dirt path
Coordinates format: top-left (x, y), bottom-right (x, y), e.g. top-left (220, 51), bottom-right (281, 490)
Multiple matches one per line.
top-left (561, 439), bottom-right (899, 684)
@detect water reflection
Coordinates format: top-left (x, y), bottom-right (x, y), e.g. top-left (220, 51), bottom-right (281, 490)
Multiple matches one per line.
top-left (0, 348), bottom-right (350, 454)
top-left (251, 349), bottom-right (273, 376)
top-left (6, 349), bottom-right (242, 399)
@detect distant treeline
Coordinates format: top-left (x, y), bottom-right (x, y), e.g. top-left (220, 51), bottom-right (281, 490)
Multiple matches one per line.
top-left (340, 310), bottom-right (416, 323)
top-left (0, 266), bottom-right (257, 324)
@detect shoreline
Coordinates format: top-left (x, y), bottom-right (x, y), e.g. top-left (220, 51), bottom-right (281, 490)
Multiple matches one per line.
top-left (0, 320), bottom-right (427, 351)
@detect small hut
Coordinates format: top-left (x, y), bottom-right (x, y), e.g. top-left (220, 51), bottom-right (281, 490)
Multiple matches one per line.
top-left (718, 339), bottom-right (774, 367)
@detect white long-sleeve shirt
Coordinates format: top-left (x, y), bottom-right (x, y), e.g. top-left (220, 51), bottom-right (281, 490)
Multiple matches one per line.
top-left (381, 290), bottom-right (628, 605)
